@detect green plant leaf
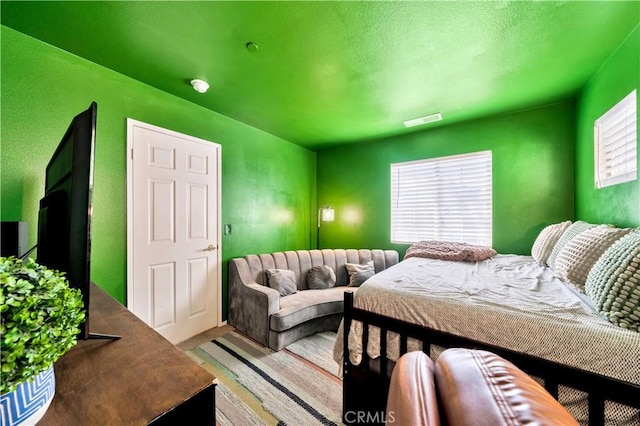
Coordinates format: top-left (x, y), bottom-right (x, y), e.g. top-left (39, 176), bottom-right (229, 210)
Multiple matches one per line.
top-left (0, 257), bottom-right (85, 394)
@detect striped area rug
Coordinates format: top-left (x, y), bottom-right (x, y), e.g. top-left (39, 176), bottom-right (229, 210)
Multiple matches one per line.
top-left (186, 331), bottom-right (343, 426)
top-left (286, 331), bottom-right (340, 378)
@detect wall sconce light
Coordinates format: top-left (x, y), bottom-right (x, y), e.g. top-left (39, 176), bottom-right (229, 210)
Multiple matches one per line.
top-left (317, 206), bottom-right (335, 249)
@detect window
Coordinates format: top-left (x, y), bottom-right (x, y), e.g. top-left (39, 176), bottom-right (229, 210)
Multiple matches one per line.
top-left (595, 89), bottom-right (637, 189)
top-left (391, 151), bottom-right (492, 246)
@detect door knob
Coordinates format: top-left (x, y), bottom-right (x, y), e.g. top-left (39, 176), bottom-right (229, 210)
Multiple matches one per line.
top-left (204, 244), bottom-right (217, 251)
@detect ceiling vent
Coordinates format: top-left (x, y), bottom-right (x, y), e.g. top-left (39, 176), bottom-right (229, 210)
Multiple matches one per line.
top-left (403, 113), bottom-right (442, 128)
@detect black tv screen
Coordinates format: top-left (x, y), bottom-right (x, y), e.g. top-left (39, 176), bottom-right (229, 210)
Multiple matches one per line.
top-left (37, 102), bottom-right (97, 340)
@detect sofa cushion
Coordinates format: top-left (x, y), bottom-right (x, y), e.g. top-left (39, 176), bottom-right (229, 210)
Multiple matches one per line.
top-left (270, 287), bottom-right (355, 332)
top-left (306, 265), bottom-right (336, 289)
top-left (346, 260), bottom-right (375, 287)
top-left (265, 269), bottom-right (297, 296)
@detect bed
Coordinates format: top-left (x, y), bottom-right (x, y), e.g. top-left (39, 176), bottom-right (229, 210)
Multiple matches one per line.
top-left (334, 253), bottom-right (640, 425)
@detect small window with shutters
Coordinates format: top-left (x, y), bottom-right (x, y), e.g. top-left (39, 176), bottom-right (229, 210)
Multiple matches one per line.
top-left (390, 151), bottom-right (492, 246)
top-left (594, 89), bottom-right (637, 189)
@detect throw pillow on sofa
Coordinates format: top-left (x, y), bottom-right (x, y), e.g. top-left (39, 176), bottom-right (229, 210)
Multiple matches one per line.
top-left (306, 265), bottom-right (336, 289)
top-left (265, 268), bottom-right (297, 296)
top-left (531, 221), bottom-right (572, 266)
top-left (346, 261), bottom-right (375, 287)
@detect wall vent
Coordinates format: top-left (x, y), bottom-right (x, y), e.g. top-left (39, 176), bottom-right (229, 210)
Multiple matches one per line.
top-left (403, 113), bottom-right (442, 128)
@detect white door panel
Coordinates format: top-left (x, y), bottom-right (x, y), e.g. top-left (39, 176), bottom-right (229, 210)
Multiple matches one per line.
top-left (127, 120), bottom-right (221, 344)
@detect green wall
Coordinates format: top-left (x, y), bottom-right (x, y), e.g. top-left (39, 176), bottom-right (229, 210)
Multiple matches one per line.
top-left (0, 26), bottom-right (316, 319)
top-left (575, 25), bottom-right (640, 227)
top-left (317, 101), bottom-right (576, 257)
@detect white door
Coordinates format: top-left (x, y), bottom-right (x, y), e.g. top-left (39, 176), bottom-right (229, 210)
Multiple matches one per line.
top-left (126, 119), bottom-right (221, 344)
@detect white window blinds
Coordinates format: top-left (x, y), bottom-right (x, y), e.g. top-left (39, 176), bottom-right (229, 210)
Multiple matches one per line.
top-left (595, 89), bottom-right (637, 189)
top-left (391, 151), bottom-right (492, 246)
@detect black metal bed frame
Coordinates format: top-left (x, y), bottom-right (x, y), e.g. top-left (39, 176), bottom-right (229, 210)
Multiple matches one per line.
top-left (342, 292), bottom-right (640, 425)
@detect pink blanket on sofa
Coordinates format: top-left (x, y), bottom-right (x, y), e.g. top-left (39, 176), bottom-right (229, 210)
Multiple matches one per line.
top-left (404, 240), bottom-right (496, 262)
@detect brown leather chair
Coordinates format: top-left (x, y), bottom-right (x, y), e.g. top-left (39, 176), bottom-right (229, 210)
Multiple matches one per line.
top-left (386, 351), bottom-right (440, 426)
top-left (386, 348), bottom-right (578, 426)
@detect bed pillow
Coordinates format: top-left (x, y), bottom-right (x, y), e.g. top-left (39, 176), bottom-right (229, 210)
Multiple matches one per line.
top-left (554, 226), bottom-right (632, 290)
top-left (531, 221), bottom-right (572, 266)
top-left (404, 241), bottom-right (496, 262)
top-left (306, 265), bottom-right (337, 289)
top-left (547, 221), bottom-right (598, 270)
top-left (346, 261), bottom-right (375, 287)
top-left (585, 231), bottom-right (640, 331)
top-left (265, 268), bottom-right (298, 296)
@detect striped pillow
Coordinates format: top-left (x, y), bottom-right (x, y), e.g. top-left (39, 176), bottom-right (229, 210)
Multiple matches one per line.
top-left (531, 221), bottom-right (572, 266)
top-left (547, 221), bottom-right (598, 270)
top-left (585, 231), bottom-right (640, 331)
top-left (554, 226), bottom-right (632, 290)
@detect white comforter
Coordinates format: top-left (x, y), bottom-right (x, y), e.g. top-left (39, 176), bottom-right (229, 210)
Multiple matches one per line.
top-left (334, 255), bottom-right (640, 385)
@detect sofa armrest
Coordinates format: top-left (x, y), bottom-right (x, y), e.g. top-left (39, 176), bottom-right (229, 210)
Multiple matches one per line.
top-left (228, 259), bottom-right (280, 346)
top-left (245, 283), bottom-right (280, 313)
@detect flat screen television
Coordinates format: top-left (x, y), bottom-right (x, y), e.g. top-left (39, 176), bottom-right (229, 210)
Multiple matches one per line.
top-left (36, 102), bottom-right (118, 340)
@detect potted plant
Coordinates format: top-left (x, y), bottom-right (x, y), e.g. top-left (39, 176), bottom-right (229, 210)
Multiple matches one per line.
top-left (0, 257), bottom-right (85, 426)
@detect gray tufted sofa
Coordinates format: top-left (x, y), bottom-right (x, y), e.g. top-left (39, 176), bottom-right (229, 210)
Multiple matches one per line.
top-left (228, 249), bottom-right (399, 351)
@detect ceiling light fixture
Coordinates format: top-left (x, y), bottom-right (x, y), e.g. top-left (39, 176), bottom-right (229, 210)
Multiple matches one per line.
top-left (403, 113), bottom-right (443, 128)
top-left (190, 79), bottom-right (209, 94)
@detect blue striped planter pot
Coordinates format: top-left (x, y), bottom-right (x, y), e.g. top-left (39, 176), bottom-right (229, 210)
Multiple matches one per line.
top-left (0, 366), bottom-right (55, 426)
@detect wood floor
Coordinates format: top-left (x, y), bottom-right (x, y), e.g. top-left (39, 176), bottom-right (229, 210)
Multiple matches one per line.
top-left (176, 323), bottom-right (234, 351)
